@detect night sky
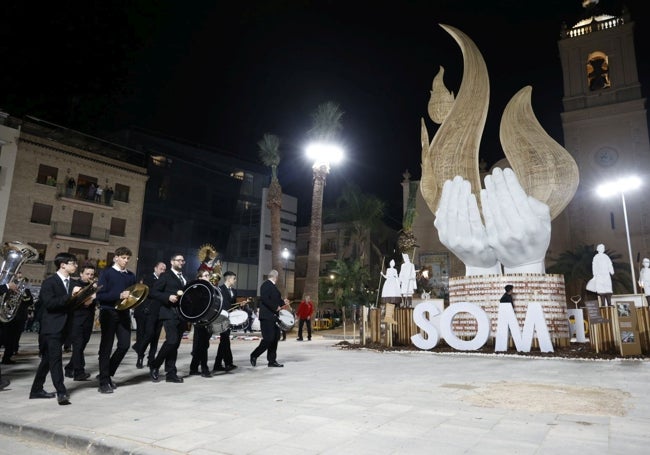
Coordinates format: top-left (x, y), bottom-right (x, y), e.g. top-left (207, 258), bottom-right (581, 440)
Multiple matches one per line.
top-left (1, 0), bottom-right (648, 228)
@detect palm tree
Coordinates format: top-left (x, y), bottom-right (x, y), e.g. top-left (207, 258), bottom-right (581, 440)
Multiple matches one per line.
top-left (303, 102), bottom-right (344, 311)
top-left (257, 133), bottom-right (285, 291)
top-left (547, 244), bottom-right (633, 303)
top-left (325, 183), bottom-right (386, 264)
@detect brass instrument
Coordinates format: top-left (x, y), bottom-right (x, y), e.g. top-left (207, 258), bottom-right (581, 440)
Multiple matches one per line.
top-left (115, 283), bottom-right (149, 311)
top-left (0, 241), bottom-right (39, 322)
top-left (67, 279), bottom-right (101, 310)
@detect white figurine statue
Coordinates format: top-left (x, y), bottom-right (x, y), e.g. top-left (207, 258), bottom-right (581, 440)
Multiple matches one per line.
top-left (380, 259), bottom-right (401, 304)
top-left (434, 167), bottom-right (551, 276)
top-left (586, 243), bottom-right (614, 306)
top-left (398, 253), bottom-right (417, 306)
top-left (639, 258), bottom-right (650, 305)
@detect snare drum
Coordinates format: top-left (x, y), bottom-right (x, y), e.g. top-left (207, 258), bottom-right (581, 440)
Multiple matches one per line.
top-left (276, 309), bottom-right (295, 331)
top-left (229, 309), bottom-right (248, 330)
top-left (211, 310), bottom-right (230, 334)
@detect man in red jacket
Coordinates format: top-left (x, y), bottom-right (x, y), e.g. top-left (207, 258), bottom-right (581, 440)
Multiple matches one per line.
top-left (296, 295), bottom-right (314, 341)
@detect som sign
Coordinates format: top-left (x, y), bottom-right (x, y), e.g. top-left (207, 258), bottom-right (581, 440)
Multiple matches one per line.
top-left (411, 301), bottom-right (554, 353)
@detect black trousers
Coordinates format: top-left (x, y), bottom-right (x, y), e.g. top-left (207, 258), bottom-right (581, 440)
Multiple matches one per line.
top-left (251, 319), bottom-right (280, 364)
top-left (31, 332), bottom-right (66, 395)
top-left (98, 309), bottom-right (131, 386)
top-left (134, 309), bottom-right (163, 364)
top-left (151, 318), bottom-right (185, 376)
top-left (64, 309), bottom-right (94, 376)
top-left (213, 328), bottom-right (233, 368)
top-left (298, 318), bottom-right (312, 339)
top-left (190, 324), bottom-right (211, 372)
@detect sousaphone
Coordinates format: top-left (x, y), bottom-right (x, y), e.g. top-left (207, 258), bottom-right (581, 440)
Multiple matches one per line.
top-left (115, 283), bottom-right (149, 311)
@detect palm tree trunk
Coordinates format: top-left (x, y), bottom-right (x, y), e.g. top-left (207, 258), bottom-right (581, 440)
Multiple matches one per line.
top-left (304, 165), bottom-right (328, 312)
top-left (268, 181), bottom-right (283, 293)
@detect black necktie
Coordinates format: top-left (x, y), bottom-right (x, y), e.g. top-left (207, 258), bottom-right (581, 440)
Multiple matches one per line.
top-left (178, 273), bottom-right (185, 286)
top-left (63, 278), bottom-right (69, 292)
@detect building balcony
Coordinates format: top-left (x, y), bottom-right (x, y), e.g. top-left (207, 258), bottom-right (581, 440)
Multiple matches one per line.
top-left (56, 184), bottom-right (115, 208)
top-left (51, 222), bottom-right (110, 244)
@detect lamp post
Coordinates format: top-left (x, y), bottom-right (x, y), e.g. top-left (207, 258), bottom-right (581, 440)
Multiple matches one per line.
top-left (282, 247), bottom-right (290, 296)
top-left (596, 176), bottom-right (642, 294)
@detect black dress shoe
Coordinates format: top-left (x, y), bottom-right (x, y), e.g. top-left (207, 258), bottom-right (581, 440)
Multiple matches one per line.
top-left (65, 370), bottom-right (74, 378)
top-left (136, 357), bottom-right (144, 369)
top-left (213, 365), bottom-right (225, 372)
top-left (296, 338), bottom-right (303, 341)
top-left (250, 355), bottom-right (257, 367)
top-left (73, 372), bottom-right (91, 381)
top-left (2, 358), bottom-right (16, 365)
top-left (108, 379), bottom-right (117, 390)
top-left (189, 370), bottom-right (200, 376)
top-left (225, 364), bottom-right (237, 371)
top-left (200, 371), bottom-right (212, 378)
top-left (165, 375), bottom-right (184, 383)
top-left (150, 368), bottom-right (160, 382)
top-left (29, 389), bottom-right (55, 399)
top-left (268, 361), bottom-right (284, 367)
top-left (57, 393), bottom-right (71, 405)
top-left (0, 378), bottom-right (10, 390)
top-left (98, 384), bottom-right (113, 394)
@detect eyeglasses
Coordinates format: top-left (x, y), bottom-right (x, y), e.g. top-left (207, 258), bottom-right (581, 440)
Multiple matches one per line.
top-left (67, 261), bottom-right (78, 265)
top-left (173, 258), bottom-right (185, 262)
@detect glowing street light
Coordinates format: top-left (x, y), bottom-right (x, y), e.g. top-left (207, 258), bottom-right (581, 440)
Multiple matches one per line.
top-left (282, 247), bottom-right (290, 295)
top-left (596, 176), bottom-right (642, 294)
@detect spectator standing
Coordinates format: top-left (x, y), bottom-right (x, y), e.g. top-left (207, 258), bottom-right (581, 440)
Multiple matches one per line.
top-left (296, 295), bottom-right (314, 341)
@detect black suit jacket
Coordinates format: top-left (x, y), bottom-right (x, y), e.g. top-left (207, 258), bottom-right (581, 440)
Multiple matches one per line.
top-left (218, 284), bottom-right (237, 312)
top-left (136, 272), bottom-right (161, 317)
top-left (151, 270), bottom-right (185, 320)
top-left (39, 273), bottom-right (74, 335)
top-left (259, 279), bottom-right (283, 321)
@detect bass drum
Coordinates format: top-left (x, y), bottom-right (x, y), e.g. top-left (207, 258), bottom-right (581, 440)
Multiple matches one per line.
top-left (178, 279), bottom-right (223, 326)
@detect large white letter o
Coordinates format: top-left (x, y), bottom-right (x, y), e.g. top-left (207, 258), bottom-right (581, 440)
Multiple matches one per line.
top-left (440, 302), bottom-right (490, 351)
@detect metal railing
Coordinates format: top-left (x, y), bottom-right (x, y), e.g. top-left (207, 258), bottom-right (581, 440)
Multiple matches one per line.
top-left (51, 222), bottom-right (110, 242)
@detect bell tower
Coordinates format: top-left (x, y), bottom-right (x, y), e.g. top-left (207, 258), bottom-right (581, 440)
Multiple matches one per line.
top-left (559, 0), bottom-right (650, 273)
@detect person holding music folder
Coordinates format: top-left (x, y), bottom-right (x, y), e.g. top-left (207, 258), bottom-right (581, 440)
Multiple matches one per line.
top-left (96, 247), bottom-right (137, 394)
top-left (64, 265), bottom-right (97, 381)
top-left (213, 271), bottom-right (238, 373)
top-left (0, 279), bottom-right (18, 390)
top-left (133, 261), bottom-right (166, 369)
top-left (188, 270), bottom-right (214, 377)
top-left (30, 252), bottom-right (94, 405)
top-left (149, 254), bottom-right (188, 383)
top-left (250, 270), bottom-right (291, 368)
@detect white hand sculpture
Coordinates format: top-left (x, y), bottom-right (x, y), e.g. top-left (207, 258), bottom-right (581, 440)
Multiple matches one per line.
top-left (434, 176), bottom-right (501, 275)
top-left (480, 168), bottom-right (550, 273)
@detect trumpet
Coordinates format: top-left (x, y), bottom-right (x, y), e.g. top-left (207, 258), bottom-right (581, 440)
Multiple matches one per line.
top-left (67, 279), bottom-right (101, 310)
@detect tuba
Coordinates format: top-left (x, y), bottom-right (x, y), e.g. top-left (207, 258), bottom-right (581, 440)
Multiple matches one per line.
top-left (0, 241), bottom-right (39, 322)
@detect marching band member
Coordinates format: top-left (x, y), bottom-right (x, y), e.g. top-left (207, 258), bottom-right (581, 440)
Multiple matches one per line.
top-left (0, 279), bottom-right (18, 390)
top-left (96, 247), bottom-right (137, 394)
top-left (189, 270), bottom-right (214, 377)
top-left (30, 253), bottom-right (93, 405)
top-left (149, 253), bottom-right (187, 383)
top-left (133, 261), bottom-right (166, 369)
top-left (64, 265), bottom-right (97, 381)
top-left (250, 270), bottom-right (290, 368)
top-left (213, 271), bottom-right (238, 372)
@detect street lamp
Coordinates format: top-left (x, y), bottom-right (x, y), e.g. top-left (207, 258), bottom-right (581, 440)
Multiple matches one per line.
top-left (282, 247), bottom-right (290, 295)
top-left (596, 176), bottom-right (642, 294)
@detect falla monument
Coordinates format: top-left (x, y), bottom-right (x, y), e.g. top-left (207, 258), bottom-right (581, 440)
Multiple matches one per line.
top-left (412, 24), bottom-right (580, 353)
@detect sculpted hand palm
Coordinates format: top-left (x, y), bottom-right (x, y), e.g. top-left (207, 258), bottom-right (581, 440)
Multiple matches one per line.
top-left (434, 176), bottom-right (498, 269)
top-left (480, 168), bottom-right (550, 270)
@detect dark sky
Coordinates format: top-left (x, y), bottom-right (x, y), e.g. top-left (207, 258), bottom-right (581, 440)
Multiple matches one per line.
top-left (1, 0), bottom-right (648, 228)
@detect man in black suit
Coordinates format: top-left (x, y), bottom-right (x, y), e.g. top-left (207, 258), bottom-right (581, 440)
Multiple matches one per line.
top-left (133, 261), bottom-right (166, 369)
top-left (250, 270), bottom-right (290, 368)
top-left (213, 271), bottom-right (238, 373)
top-left (0, 279), bottom-right (18, 390)
top-left (64, 265), bottom-right (97, 381)
top-left (30, 252), bottom-right (94, 405)
top-left (149, 254), bottom-right (187, 383)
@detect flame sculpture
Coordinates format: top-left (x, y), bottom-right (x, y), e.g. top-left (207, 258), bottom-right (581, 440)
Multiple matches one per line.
top-left (421, 24), bottom-right (579, 220)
